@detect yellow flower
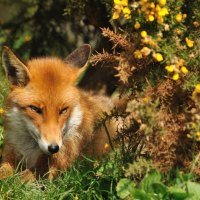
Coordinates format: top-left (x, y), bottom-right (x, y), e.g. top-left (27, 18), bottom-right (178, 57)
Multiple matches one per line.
top-left (113, 0), bottom-right (130, 20)
top-left (157, 16), bottom-right (164, 24)
top-left (185, 37), bottom-right (194, 48)
top-left (159, 0), bottom-right (167, 6)
top-left (124, 14), bottom-right (131, 19)
top-left (141, 30), bottom-right (147, 38)
top-left (148, 15), bottom-right (155, 22)
top-left (75, 195), bottom-right (79, 200)
top-left (165, 65), bottom-right (174, 72)
top-left (123, 7), bottom-right (131, 14)
top-left (134, 50), bottom-right (143, 59)
top-left (183, 13), bottom-right (187, 19)
top-left (123, 7), bottom-right (131, 19)
top-left (150, 2), bottom-right (155, 8)
top-left (0, 108), bottom-right (4, 114)
top-left (158, 8), bottom-right (169, 16)
top-left (192, 84), bottom-right (200, 100)
top-left (187, 132), bottom-right (200, 141)
top-left (104, 143), bottom-right (109, 150)
top-left (172, 73), bottom-right (179, 81)
top-left (143, 96), bottom-right (150, 104)
top-left (193, 21), bottom-right (199, 28)
top-left (114, 4), bottom-right (122, 11)
top-left (112, 12), bottom-right (120, 19)
top-left (196, 132), bottom-right (200, 136)
top-left (153, 53), bottom-right (163, 62)
top-left (195, 132), bottom-right (200, 141)
top-left (114, 0), bottom-right (128, 6)
top-left (140, 47), bottom-right (151, 56)
top-left (194, 84), bottom-right (200, 93)
top-left (156, 5), bottom-right (161, 12)
top-left (176, 13), bottom-right (183, 22)
top-left (134, 21), bottom-right (141, 29)
top-left (181, 66), bottom-right (189, 74)
top-left (177, 58), bottom-right (185, 66)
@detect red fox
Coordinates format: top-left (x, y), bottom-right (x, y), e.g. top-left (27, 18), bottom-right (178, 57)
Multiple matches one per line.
top-left (0, 45), bottom-right (117, 181)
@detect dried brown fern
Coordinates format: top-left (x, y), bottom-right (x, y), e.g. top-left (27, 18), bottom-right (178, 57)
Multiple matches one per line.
top-left (90, 50), bottom-right (118, 66)
top-left (114, 55), bottom-right (135, 84)
top-left (101, 28), bottom-right (131, 50)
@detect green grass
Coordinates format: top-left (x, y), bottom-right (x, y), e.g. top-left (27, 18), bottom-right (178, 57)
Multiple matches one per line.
top-left (1, 157), bottom-right (200, 200)
top-left (0, 157), bottom-right (120, 200)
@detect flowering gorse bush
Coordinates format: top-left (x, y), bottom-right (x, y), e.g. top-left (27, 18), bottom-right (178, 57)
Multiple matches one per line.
top-left (91, 0), bottom-right (200, 175)
top-left (111, 0), bottom-right (199, 82)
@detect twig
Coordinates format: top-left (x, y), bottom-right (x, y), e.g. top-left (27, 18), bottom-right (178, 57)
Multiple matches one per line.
top-left (103, 122), bottom-right (114, 151)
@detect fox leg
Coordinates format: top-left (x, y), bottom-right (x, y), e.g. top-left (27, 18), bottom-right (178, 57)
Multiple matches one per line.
top-left (0, 142), bottom-right (15, 180)
top-left (19, 153), bottom-right (49, 182)
top-left (0, 163), bottom-right (14, 180)
top-left (0, 143), bottom-right (37, 182)
top-left (1, 142), bottom-right (40, 182)
top-left (18, 169), bottom-right (36, 182)
top-left (48, 138), bottom-right (81, 180)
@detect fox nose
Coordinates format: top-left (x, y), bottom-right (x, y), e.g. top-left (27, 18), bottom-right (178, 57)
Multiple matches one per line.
top-left (48, 144), bottom-right (59, 154)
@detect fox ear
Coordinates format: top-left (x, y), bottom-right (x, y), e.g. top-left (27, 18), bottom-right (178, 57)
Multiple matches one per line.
top-left (65, 44), bottom-right (91, 85)
top-left (2, 46), bottom-right (29, 86)
top-left (65, 44), bottom-right (91, 68)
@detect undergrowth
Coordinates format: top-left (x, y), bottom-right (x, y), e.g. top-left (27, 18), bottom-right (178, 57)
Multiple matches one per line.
top-left (0, 154), bottom-right (200, 200)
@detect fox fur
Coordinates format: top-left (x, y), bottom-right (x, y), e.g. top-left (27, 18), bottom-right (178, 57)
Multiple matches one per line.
top-left (0, 45), bottom-right (117, 181)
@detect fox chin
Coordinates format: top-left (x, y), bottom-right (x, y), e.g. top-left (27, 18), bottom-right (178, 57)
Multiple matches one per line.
top-left (0, 45), bottom-right (117, 181)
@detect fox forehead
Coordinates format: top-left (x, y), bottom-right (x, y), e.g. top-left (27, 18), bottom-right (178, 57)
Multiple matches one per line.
top-left (27, 57), bottom-right (78, 89)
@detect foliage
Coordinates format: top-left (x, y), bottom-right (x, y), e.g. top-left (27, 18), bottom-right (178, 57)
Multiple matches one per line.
top-left (0, 0), bottom-right (112, 59)
top-left (116, 170), bottom-right (200, 200)
top-left (91, 0), bottom-right (200, 176)
top-left (1, 158), bottom-right (199, 200)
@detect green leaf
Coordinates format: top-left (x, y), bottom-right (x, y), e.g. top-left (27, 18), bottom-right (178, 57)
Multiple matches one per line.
top-left (139, 171), bottom-right (162, 193)
top-left (186, 181), bottom-right (200, 200)
top-left (116, 178), bottom-right (134, 199)
top-left (130, 188), bottom-right (152, 200)
top-left (13, 37), bottom-right (24, 50)
top-left (169, 187), bottom-right (191, 200)
top-left (152, 182), bottom-right (167, 195)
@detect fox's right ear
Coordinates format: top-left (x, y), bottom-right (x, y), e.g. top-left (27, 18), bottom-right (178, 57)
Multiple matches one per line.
top-left (2, 46), bottom-right (30, 86)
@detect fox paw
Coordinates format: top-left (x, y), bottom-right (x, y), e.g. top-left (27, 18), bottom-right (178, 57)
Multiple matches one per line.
top-left (47, 168), bottom-right (59, 181)
top-left (0, 163), bottom-right (13, 180)
top-left (19, 169), bottom-right (36, 183)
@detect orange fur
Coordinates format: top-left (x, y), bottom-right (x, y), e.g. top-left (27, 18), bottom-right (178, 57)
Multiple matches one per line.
top-left (0, 45), bottom-right (117, 181)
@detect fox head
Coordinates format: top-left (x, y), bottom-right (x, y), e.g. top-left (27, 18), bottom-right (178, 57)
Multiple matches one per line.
top-left (2, 45), bottom-right (91, 155)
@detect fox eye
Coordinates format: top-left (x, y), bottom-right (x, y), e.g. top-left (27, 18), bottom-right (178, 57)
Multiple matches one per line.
top-left (59, 107), bottom-right (68, 115)
top-left (29, 105), bottom-right (43, 114)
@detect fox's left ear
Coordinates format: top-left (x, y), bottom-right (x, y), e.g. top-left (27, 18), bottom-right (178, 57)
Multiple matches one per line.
top-left (2, 46), bottom-right (30, 86)
top-left (65, 44), bottom-right (91, 85)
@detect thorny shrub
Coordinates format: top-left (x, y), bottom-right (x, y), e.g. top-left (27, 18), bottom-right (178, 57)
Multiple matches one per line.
top-left (91, 0), bottom-right (200, 177)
